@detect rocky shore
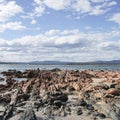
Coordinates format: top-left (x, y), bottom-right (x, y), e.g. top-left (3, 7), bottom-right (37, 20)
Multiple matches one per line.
top-left (0, 68), bottom-right (120, 120)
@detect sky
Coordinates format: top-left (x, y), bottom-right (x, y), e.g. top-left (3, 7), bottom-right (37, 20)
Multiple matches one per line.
top-left (0, 0), bottom-right (120, 62)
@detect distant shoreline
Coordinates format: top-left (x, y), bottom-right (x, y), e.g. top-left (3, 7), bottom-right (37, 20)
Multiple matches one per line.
top-left (0, 62), bottom-right (120, 65)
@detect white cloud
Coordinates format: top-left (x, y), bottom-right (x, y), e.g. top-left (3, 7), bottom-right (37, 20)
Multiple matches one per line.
top-left (0, 21), bottom-right (26, 32)
top-left (109, 13), bottom-right (120, 25)
top-left (90, 5), bottom-right (107, 15)
top-left (33, 5), bottom-right (45, 17)
top-left (0, 29), bottom-right (120, 62)
top-left (0, 0), bottom-right (4, 3)
top-left (90, 1), bottom-right (117, 16)
top-left (43, 0), bottom-right (71, 10)
top-left (72, 0), bottom-right (92, 13)
top-left (90, 0), bottom-right (109, 3)
top-left (107, 1), bottom-right (117, 7)
top-left (0, 1), bottom-right (23, 22)
top-left (30, 19), bottom-right (37, 24)
top-left (32, 0), bottom-right (117, 18)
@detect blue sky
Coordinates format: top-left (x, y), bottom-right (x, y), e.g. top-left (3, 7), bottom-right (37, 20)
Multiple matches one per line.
top-left (0, 0), bottom-right (120, 62)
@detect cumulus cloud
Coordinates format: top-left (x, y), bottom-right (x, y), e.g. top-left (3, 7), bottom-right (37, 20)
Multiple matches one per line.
top-left (43, 0), bottom-right (71, 10)
top-left (32, 0), bottom-right (117, 17)
top-left (30, 19), bottom-right (37, 24)
top-left (0, 21), bottom-right (26, 32)
top-left (0, 29), bottom-right (120, 62)
top-left (0, 1), bottom-right (23, 22)
top-left (72, 0), bottom-right (92, 13)
top-left (109, 13), bottom-right (120, 25)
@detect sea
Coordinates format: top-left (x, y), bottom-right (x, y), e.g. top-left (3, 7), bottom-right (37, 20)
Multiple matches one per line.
top-left (0, 63), bottom-right (120, 72)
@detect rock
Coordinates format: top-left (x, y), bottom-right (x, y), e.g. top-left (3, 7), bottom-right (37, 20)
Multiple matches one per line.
top-left (0, 95), bottom-right (10, 105)
top-left (10, 89), bottom-right (19, 105)
top-left (0, 69), bottom-right (120, 120)
top-left (53, 100), bottom-right (62, 108)
top-left (74, 99), bottom-right (87, 106)
top-left (105, 88), bottom-right (120, 96)
top-left (93, 111), bottom-right (99, 117)
top-left (99, 113), bottom-right (106, 119)
top-left (19, 107), bottom-right (37, 120)
top-left (16, 101), bottom-right (26, 107)
top-left (27, 70), bottom-right (38, 78)
top-left (22, 79), bottom-right (35, 94)
top-left (95, 101), bottom-right (120, 120)
top-left (0, 77), bottom-right (4, 81)
top-left (6, 77), bottom-right (16, 87)
top-left (86, 104), bottom-right (94, 111)
top-left (51, 68), bottom-right (61, 72)
top-left (92, 111), bottom-right (106, 119)
top-left (0, 106), bottom-right (5, 118)
top-left (3, 104), bottom-right (14, 120)
top-left (76, 107), bottom-right (83, 115)
top-left (49, 93), bottom-right (68, 103)
top-left (101, 84), bottom-right (109, 90)
top-left (32, 101), bottom-right (43, 110)
top-left (115, 84), bottom-right (120, 90)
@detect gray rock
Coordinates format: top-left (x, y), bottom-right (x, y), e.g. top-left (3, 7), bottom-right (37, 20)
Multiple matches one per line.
top-left (95, 101), bottom-right (120, 120)
top-left (19, 106), bottom-right (37, 120)
top-left (3, 104), bottom-right (14, 120)
top-left (53, 100), bottom-right (62, 108)
top-left (76, 107), bottom-right (83, 115)
top-left (74, 99), bottom-right (87, 106)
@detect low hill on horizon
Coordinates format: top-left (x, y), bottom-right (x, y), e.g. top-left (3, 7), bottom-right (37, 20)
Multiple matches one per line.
top-left (0, 60), bottom-right (120, 65)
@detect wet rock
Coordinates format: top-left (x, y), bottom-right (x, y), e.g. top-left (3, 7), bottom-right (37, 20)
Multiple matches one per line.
top-left (19, 107), bottom-right (37, 120)
top-left (27, 70), bottom-right (39, 78)
top-left (15, 71), bottom-right (23, 78)
top-left (6, 77), bottom-right (16, 87)
top-left (51, 68), bottom-right (61, 72)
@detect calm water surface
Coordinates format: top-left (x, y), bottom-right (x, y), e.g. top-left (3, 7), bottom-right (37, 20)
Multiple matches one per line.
top-left (0, 64), bottom-right (120, 71)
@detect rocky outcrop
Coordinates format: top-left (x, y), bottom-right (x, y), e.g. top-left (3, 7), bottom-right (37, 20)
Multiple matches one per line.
top-left (0, 69), bottom-right (120, 120)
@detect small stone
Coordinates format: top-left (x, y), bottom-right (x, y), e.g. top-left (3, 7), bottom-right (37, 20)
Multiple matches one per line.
top-left (86, 104), bottom-right (94, 110)
top-left (99, 113), bottom-right (106, 119)
top-left (76, 107), bottom-right (83, 115)
top-left (75, 99), bottom-right (87, 106)
top-left (54, 100), bottom-right (62, 108)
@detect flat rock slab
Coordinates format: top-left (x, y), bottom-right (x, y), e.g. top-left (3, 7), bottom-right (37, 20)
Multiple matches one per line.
top-left (0, 106), bottom-right (5, 112)
top-left (54, 114), bottom-right (112, 120)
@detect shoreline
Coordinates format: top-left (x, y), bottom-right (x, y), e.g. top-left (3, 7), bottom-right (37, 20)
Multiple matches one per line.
top-left (0, 69), bottom-right (120, 120)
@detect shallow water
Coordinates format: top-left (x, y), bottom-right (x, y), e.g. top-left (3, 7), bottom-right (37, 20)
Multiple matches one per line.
top-left (0, 63), bottom-right (120, 72)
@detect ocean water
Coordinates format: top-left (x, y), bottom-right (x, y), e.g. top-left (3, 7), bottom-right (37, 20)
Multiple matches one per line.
top-left (0, 63), bottom-right (120, 72)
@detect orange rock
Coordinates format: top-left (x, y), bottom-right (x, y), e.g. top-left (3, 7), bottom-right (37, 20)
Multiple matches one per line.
top-left (105, 88), bottom-right (119, 96)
